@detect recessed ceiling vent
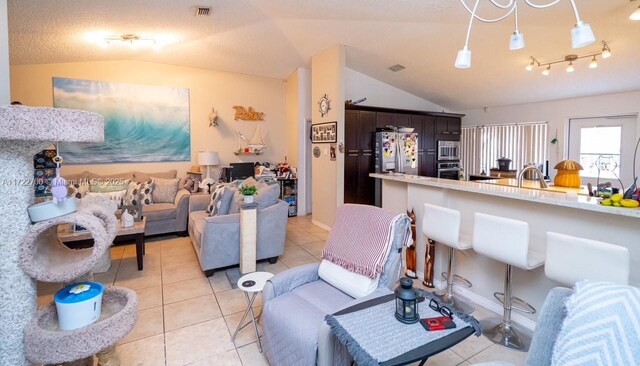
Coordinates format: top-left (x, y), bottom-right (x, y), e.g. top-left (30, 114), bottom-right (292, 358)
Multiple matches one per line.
top-left (388, 64), bottom-right (406, 72)
top-left (193, 6), bottom-right (212, 17)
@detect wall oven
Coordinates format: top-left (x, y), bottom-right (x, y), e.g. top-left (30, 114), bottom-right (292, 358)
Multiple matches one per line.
top-left (437, 141), bottom-right (461, 161)
top-left (437, 161), bottom-right (460, 180)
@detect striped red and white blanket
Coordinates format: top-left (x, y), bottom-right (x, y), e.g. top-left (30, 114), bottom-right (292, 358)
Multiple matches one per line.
top-left (322, 204), bottom-right (412, 279)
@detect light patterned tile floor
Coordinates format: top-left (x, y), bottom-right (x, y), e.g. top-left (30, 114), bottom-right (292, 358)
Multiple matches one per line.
top-left (37, 214), bottom-right (527, 366)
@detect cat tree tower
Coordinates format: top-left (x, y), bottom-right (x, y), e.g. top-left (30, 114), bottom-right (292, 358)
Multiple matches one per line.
top-left (0, 106), bottom-right (137, 365)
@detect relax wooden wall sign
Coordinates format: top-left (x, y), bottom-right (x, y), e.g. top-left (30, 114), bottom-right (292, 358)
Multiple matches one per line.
top-left (233, 106), bottom-right (264, 121)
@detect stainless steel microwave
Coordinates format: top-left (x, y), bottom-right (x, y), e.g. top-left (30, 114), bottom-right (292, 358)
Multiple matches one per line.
top-left (437, 141), bottom-right (460, 161)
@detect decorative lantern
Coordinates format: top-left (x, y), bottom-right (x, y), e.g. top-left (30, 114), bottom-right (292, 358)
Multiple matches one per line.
top-left (395, 277), bottom-right (419, 324)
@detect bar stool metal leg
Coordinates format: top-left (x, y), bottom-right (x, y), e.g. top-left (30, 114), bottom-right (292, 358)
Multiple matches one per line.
top-left (435, 247), bottom-right (475, 314)
top-left (481, 264), bottom-right (532, 351)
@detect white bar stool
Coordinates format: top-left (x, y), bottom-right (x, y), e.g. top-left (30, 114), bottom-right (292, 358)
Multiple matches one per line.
top-left (473, 213), bottom-right (544, 351)
top-left (422, 203), bottom-right (475, 314)
top-left (546, 232), bottom-right (630, 286)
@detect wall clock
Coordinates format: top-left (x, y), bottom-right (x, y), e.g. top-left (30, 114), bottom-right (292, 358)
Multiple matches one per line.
top-left (318, 94), bottom-right (331, 117)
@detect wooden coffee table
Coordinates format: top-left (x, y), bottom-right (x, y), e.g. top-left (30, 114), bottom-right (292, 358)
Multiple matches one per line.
top-left (58, 217), bottom-right (147, 270)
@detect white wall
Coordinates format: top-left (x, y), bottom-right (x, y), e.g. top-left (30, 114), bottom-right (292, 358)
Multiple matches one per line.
top-left (345, 68), bottom-right (446, 112)
top-left (460, 90), bottom-right (640, 178)
top-left (0, 0), bottom-right (9, 105)
top-left (10, 60), bottom-right (288, 179)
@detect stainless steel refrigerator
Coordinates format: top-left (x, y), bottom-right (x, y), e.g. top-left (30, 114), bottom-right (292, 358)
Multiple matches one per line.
top-left (374, 131), bottom-right (419, 206)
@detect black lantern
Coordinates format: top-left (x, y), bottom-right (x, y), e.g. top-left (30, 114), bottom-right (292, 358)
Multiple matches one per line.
top-left (395, 277), bottom-right (419, 324)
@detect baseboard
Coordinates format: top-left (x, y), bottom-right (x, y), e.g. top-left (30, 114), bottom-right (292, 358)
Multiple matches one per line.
top-left (311, 219), bottom-right (331, 231)
top-left (416, 271), bottom-right (537, 332)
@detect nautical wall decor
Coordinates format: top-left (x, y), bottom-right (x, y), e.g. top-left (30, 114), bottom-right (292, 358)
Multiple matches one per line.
top-left (233, 106), bottom-right (264, 121)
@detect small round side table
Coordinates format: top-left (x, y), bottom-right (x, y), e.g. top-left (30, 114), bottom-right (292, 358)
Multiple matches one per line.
top-left (231, 271), bottom-right (274, 352)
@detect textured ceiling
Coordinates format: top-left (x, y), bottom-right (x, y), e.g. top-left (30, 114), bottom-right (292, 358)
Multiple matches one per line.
top-left (7, 0), bottom-right (640, 110)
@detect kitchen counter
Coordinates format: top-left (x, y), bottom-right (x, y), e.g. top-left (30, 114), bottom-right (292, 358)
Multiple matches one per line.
top-left (479, 178), bottom-right (590, 196)
top-left (370, 173), bottom-right (638, 219)
top-left (370, 172), bottom-right (639, 328)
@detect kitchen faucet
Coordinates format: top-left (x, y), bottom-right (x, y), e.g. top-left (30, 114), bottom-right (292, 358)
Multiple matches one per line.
top-left (518, 166), bottom-right (548, 189)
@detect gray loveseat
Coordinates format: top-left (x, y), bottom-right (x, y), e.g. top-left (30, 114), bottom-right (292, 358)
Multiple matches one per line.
top-left (188, 194), bottom-right (288, 276)
top-left (64, 169), bottom-right (190, 236)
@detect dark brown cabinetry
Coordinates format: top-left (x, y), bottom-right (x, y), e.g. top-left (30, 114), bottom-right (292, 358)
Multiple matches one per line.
top-left (345, 110), bottom-right (376, 205)
top-left (344, 105), bottom-right (463, 206)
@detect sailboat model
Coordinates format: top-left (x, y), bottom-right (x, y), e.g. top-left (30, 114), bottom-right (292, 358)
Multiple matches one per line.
top-left (248, 123), bottom-right (267, 152)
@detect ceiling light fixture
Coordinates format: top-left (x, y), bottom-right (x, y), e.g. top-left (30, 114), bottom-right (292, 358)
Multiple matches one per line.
top-left (631, 0), bottom-right (640, 20)
top-left (455, 0), bottom-right (595, 68)
top-left (101, 34), bottom-right (160, 50)
top-left (526, 42), bottom-right (611, 76)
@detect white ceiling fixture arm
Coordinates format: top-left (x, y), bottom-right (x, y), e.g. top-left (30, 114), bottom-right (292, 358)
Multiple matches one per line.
top-left (490, 0), bottom-right (516, 9)
top-left (523, 0), bottom-right (563, 9)
top-left (458, 0), bottom-right (516, 23)
top-left (464, 0), bottom-right (482, 47)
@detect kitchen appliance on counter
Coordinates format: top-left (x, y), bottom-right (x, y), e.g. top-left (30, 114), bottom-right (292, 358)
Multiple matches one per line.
top-left (437, 141), bottom-right (461, 161)
top-left (374, 131), bottom-right (419, 206)
top-left (497, 157), bottom-right (512, 171)
top-left (437, 161), bottom-right (461, 180)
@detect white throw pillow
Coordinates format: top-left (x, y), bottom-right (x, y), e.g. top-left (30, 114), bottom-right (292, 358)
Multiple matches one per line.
top-left (85, 189), bottom-right (127, 208)
top-left (318, 260), bottom-right (380, 298)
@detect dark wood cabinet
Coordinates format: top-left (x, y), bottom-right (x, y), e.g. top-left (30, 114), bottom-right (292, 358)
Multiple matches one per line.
top-left (344, 104), bottom-right (464, 206)
top-left (436, 117), bottom-right (462, 141)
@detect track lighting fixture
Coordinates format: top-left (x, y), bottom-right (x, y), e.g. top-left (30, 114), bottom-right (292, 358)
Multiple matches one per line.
top-left (526, 41), bottom-right (611, 76)
top-left (631, 0), bottom-right (640, 20)
top-left (455, 0), bottom-right (596, 68)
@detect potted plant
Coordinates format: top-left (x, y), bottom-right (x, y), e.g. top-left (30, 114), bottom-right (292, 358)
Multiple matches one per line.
top-left (238, 185), bottom-right (258, 204)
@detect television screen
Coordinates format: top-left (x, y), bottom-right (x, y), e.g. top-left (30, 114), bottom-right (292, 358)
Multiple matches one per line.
top-left (231, 162), bottom-right (255, 180)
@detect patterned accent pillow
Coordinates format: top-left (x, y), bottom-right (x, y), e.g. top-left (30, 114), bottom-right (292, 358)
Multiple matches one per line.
top-left (89, 179), bottom-right (131, 193)
top-left (85, 190), bottom-right (128, 208)
top-left (207, 184), bottom-right (234, 216)
top-left (67, 182), bottom-right (90, 199)
top-left (125, 180), bottom-right (154, 206)
top-left (151, 177), bottom-right (180, 203)
top-left (551, 280), bottom-right (640, 365)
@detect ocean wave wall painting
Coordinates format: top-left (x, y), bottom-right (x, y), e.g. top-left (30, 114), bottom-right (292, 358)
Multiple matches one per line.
top-left (54, 77), bottom-right (191, 163)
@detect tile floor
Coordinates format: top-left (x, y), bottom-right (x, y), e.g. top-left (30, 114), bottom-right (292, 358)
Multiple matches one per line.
top-left (37, 215), bottom-right (528, 366)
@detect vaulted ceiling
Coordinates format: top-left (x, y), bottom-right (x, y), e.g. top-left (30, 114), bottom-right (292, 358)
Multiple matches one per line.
top-left (7, 0), bottom-right (640, 110)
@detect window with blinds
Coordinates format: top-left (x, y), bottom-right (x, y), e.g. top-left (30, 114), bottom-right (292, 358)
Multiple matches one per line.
top-left (461, 122), bottom-right (548, 174)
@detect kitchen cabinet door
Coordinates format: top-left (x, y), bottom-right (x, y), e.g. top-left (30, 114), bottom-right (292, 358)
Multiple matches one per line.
top-left (376, 112), bottom-right (394, 128)
top-left (357, 153), bottom-right (375, 205)
top-left (410, 115), bottom-right (425, 151)
top-left (423, 116), bottom-right (437, 151)
top-left (424, 151), bottom-right (437, 177)
top-left (394, 113), bottom-right (410, 127)
top-left (358, 111), bottom-right (376, 152)
top-left (436, 117), bottom-right (449, 137)
top-left (344, 153), bottom-right (359, 204)
top-left (448, 117), bottom-right (461, 137)
top-left (345, 110), bottom-right (358, 151)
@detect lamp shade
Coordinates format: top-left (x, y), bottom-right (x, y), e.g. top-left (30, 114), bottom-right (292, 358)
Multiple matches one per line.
top-left (197, 151), bottom-right (219, 166)
top-left (631, 6), bottom-right (640, 21)
top-left (571, 22), bottom-right (595, 48)
top-left (455, 47), bottom-right (472, 69)
top-left (509, 32), bottom-right (525, 50)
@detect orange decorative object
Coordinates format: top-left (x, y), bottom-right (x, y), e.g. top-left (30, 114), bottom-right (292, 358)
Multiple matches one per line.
top-left (553, 160), bottom-right (583, 187)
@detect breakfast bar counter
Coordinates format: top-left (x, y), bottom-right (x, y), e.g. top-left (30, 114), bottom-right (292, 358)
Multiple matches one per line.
top-left (370, 172), bottom-right (639, 328)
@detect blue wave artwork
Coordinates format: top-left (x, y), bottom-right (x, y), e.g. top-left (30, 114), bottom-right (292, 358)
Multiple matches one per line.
top-left (54, 77), bottom-right (191, 163)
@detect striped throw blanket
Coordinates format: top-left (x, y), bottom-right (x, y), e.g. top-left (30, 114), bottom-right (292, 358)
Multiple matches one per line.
top-left (322, 204), bottom-right (412, 279)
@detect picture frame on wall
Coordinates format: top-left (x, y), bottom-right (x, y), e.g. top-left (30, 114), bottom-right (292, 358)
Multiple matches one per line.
top-left (311, 122), bottom-right (337, 143)
top-left (122, 203), bottom-right (143, 222)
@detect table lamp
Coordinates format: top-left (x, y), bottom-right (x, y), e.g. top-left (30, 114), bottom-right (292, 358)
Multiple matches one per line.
top-left (198, 151), bottom-right (219, 193)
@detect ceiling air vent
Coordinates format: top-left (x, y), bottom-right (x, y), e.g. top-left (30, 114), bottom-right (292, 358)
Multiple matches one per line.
top-left (388, 64), bottom-right (406, 72)
top-left (193, 6), bottom-right (212, 17)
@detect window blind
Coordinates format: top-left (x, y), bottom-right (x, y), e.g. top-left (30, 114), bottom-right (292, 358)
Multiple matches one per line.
top-left (461, 122), bottom-right (548, 174)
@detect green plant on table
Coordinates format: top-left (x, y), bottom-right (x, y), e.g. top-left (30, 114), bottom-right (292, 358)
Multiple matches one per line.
top-left (239, 185), bottom-right (258, 196)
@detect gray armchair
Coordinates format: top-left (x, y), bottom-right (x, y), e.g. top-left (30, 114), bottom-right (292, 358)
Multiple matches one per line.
top-left (188, 194), bottom-right (288, 276)
top-left (261, 209), bottom-right (411, 366)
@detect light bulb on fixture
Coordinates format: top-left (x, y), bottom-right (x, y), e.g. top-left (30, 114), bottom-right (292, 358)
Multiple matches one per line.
top-left (566, 61), bottom-right (575, 73)
top-left (631, 5), bottom-right (640, 20)
top-left (601, 42), bottom-right (611, 58)
top-left (542, 65), bottom-right (550, 76)
top-left (455, 47), bottom-right (472, 68)
top-left (589, 56), bottom-right (598, 69)
top-left (525, 58), bottom-right (535, 71)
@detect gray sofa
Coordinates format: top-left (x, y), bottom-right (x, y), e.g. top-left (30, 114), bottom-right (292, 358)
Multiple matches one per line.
top-left (64, 170), bottom-right (190, 236)
top-left (261, 210), bottom-right (411, 366)
top-left (188, 194), bottom-right (288, 276)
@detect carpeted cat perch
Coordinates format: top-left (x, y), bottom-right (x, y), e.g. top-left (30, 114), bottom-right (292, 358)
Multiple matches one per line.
top-left (0, 105), bottom-right (137, 365)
